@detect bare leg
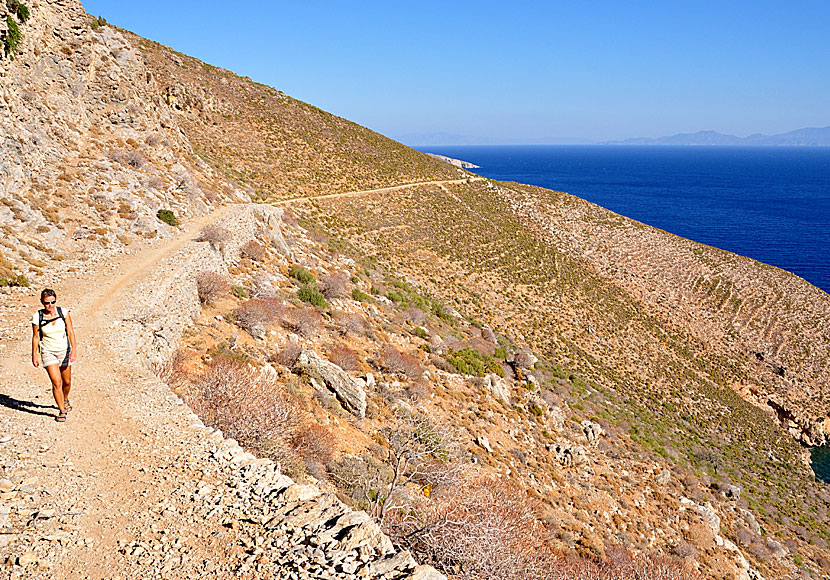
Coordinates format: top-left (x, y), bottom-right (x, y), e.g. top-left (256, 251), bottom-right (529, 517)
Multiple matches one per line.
top-left (60, 365), bottom-right (72, 407)
top-left (45, 364), bottom-right (66, 414)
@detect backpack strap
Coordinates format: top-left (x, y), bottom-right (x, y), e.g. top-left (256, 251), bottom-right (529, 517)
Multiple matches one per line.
top-left (59, 307), bottom-right (71, 352)
top-left (38, 309), bottom-right (44, 340)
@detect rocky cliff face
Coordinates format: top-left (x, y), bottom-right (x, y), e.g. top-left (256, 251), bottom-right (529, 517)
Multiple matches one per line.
top-left (0, 0), bottom-right (239, 281)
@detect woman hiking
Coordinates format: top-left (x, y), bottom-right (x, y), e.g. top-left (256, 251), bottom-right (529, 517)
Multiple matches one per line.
top-left (31, 289), bottom-right (77, 422)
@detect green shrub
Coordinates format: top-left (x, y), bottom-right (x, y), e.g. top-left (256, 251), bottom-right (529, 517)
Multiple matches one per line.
top-left (529, 404), bottom-right (544, 417)
top-left (0, 273), bottom-right (28, 287)
top-left (3, 16), bottom-right (21, 57)
top-left (489, 362), bottom-right (506, 378)
top-left (386, 290), bottom-right (405, 303)
top-left (298, 285), bottom-right (326, 308)
top-left (231, 285), bottom-right (248, 299)
top-left (289, 265), bottom-right (315, 284)
top-left (352, 288), bottom-right (371, 302)
top-left (90, 15), bottom-right (107, 30)
top-left (494, 346), bottom-right (508, 360)
top-left (6, 1), bottom-right (29, 21)
top-left (430, 300), bottom-right (453, 322)
top-left (413, 327), bottom-right (428, 339)
top-left (156, 209), bottom-right (179, 226)
top-left (16, 3), bottom-right (29, 21)
top-left (446, 348), bottom-right (486, 376)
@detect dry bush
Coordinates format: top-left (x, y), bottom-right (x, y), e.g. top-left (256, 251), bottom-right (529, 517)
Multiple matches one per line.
top-left (196, 271), bottom-right (229, 305)
top-left (149, 348), bottom-right (190, 389)
top-left (145, 134), bottom-right (162, 147)
top-left (320, 271), bottom-right (352, 299)
top-left (240, 240), bottom-right (266, 261)
top-left (513, 350), bottom-right (537, 369)
top-left (380, 345), bottom-right (423, 379)
top-left (291, 423), bottom-right (338, 463)
top-left (386, 477), bottom-right (547, 580)
top-left (251, 273), bottom-right (278, 298)
top-left (334, 311), bottom-right (371, 336)
top-left (335, 411), bottom-right (462, 521)
top-left (328, 346), bottom-right (361, 372)
top-left (143, 175), bottom-right (164, 190)
top-left (233, 298), bottom-right (286, 334)
top-left (735, 526), bottom-right (773, 561)
top-left (283, 307), bottom-right (323, 337)
top-left (406, 379), bottom-right (433, 401)
top-left (271, 343), bottom-right (302, 368)
top-left (107, 148), bottom-right (147, 169)
top-left (551, 547), bottom-right (700, 580)
top-left (397, 306), bottom-right (428, 326)
top-left (182, 357), bottom-right (302, 472)
top-left (197, 224), bottom-right (232, 246)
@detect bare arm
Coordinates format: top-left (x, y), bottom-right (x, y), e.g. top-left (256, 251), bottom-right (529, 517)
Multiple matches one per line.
top-left (65, 314), bottom-right (78, 362)
top-left (31, 324), bottom-right (40, 367)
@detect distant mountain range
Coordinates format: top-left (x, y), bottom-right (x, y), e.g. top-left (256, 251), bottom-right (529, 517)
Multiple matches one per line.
top-left (604, 126), bottom-right (830, 146)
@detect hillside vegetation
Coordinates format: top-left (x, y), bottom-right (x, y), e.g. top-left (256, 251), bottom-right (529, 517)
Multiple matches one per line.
top-left (129, 33), bottom-right (460, 201)
top-left (1, 2), bottom-right (828, 579)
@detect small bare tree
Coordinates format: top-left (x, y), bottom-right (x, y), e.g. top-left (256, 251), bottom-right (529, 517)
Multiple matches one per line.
top-left (196, 271), bottom-right (229, 305)
top-left (370, 411), bottom-right (462, 522)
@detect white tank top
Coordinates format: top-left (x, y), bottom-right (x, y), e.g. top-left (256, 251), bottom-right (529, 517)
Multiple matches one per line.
top-left (32, 308), bottom-right (70, 353)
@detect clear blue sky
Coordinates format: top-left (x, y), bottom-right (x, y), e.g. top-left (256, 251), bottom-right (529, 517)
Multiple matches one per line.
top-left (81, 0), bottom-right (830, 145)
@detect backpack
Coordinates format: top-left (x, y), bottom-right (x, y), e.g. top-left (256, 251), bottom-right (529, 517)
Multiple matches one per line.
top-left (38, 307), bottom-right (70, 351)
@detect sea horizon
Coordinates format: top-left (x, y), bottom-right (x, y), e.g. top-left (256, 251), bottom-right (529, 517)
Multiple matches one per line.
top-left (418, 145), bottom-right (830, 295)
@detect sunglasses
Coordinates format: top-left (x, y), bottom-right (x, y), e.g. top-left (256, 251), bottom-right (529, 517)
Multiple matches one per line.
top-left (43, 300), bottom-right (56, 305)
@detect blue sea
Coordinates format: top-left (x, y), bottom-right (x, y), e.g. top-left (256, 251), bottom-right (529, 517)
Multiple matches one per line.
top-left (420, 146), bottom-right (830, 295)
top-left (421, 145), bottom-right (830, 483)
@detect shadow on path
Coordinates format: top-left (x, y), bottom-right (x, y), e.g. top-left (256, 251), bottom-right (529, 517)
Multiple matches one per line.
top-left (0, 393), bottom-right (55, 417)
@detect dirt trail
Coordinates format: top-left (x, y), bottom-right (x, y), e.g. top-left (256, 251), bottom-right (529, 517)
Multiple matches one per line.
top-left (0, 204), bottom-right (242, 578)
top-left (275, 177), bottom-right (482, 205)
top-left (0, 180), bottom-right (459, 578)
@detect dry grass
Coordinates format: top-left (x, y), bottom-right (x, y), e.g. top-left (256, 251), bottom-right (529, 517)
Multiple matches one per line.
top-left (195, 271), bottom-right (228, 305)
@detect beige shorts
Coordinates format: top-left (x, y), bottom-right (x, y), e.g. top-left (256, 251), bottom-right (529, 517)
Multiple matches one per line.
top-left (41, 348), bottom-right (72, 368)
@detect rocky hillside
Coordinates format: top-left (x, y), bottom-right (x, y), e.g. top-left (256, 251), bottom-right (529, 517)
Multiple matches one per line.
top-left (1, 1), bottom-right (828, 580)
top-left (0, 0), bottom-right (246, 283)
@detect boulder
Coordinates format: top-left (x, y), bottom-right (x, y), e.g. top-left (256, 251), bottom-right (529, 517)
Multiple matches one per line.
top-left (581, 420), bottom-right (603, 446)
top-left (253, 205), bottom-right (291, 256)
top-left (551, 443), bottom-right (586, 467)
top-left (407, 566), bottom-right (448, 580)
top-left (297, 350), bottom-right (367, 418)
top-left (482, 373), bottom-right (510, 406)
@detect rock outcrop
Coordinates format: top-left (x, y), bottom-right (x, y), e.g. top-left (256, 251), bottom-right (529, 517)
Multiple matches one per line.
top-left (297, 350), bottom-right (367, 419)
